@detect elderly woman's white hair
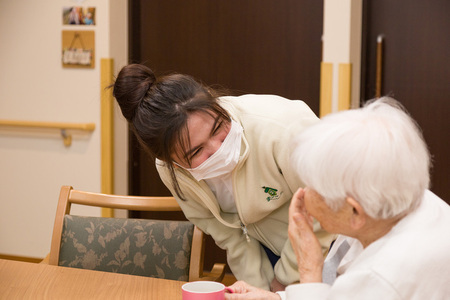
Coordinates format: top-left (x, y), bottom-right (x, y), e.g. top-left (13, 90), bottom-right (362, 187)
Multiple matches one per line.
top-left (291, 97), bottom-right (431, 219)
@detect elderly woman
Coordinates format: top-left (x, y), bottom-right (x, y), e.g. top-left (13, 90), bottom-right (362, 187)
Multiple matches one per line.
top-left (226, 97), bottom-right (450, 299)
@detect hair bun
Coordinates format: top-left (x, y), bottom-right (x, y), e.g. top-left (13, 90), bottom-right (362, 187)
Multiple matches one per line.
top-left (113, 64), bottom-right (156, 121)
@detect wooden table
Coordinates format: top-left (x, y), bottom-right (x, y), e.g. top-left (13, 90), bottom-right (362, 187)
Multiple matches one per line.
top-left (0, 259), bottom-right (185, 299)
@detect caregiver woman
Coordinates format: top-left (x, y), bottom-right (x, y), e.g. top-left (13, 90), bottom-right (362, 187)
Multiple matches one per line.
top-left (111, 64), bottom-right (333, 291)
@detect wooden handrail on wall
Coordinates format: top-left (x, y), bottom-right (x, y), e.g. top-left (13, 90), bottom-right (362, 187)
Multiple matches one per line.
top-left (0, 119), bottom-right (95, 146)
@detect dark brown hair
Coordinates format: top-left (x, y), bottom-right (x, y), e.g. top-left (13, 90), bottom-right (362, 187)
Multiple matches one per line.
top-left (112, 64), bottom-right (229, 199)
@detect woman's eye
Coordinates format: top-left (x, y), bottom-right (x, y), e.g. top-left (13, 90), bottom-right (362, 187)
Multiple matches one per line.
top-left (212, 121), bottom-right (222, 135)
top-left (191, 148), bottom-right (201, 158)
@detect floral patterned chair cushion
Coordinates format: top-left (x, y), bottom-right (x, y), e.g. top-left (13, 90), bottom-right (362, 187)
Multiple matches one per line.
top-left (58, 215), bottom-right (194, 281)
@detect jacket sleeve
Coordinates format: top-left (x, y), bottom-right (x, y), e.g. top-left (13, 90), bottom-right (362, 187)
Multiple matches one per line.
top-left (286, 270), bottom-right (402, 300)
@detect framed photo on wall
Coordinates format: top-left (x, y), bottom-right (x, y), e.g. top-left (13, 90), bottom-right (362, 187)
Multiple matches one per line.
top-left (61, 30), bottom-right (95, 68)
top-left (63, 7), bottom-right (96, 25)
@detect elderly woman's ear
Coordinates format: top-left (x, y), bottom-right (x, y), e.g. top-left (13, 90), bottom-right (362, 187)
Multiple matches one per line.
top-left (346, 197), bottom-right (366, 230)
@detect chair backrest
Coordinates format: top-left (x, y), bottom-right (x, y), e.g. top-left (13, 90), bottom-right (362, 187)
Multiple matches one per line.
top-left (49, 186), bottom-right (225, 282)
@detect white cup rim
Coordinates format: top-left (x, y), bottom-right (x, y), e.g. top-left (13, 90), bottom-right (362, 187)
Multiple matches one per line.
top-left (182, 281), bottom-right (225, 293)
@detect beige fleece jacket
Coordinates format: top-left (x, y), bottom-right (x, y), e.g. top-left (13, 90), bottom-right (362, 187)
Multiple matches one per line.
top-left (156, 94), bottom-right (334, 290)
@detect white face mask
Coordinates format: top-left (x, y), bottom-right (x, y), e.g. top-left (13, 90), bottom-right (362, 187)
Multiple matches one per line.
top-left (185, 120), bottom-right (243, 181)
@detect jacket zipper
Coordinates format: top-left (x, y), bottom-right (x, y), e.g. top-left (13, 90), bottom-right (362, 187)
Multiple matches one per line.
top-left (240, 223), bottom-right (251, 243)
top-left (175, 142), bottom-right (252, 242)
top-left (231, 147), bottom-right (251, 243)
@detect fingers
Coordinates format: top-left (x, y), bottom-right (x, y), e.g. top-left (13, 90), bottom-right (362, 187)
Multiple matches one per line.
top-left (290, 187), bottom-right (316, 229)
top-left (292, 187), bottom-right (305, 207)
top-left (225, 284), bottom-right (282, 300)
top-left (225, 293), bottom-right (240, 300)
top-left (224, 281), bottom-right (259, 300)
top-left (226, 281), bottom-right (249, 294)
top-left (289, 188), bottom-right (308, 229)
top-left (289, 188), bottom-right (305, 219)
top-left (270, 277), bottom-right (286, 292)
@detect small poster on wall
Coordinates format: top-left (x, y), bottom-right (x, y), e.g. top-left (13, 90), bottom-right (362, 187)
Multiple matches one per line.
top-left (62, 7), bottom-right (96, 25)
top-left (62, 30), bottom-right (95, 68)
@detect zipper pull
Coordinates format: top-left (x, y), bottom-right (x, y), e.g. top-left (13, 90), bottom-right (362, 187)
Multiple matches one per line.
top-left (241, 223), bottom-right (251, 243)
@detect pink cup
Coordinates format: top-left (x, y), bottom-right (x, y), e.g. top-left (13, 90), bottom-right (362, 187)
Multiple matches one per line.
top-left (182, 281), bottom-right (231, 300)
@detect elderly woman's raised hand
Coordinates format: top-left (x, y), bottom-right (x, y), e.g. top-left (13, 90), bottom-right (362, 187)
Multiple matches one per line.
top-left (288, 188), bottom-right (324, 283)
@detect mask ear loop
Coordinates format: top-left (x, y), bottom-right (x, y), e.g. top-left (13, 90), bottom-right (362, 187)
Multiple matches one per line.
top-left (173, 161), bottom-right (183, 169)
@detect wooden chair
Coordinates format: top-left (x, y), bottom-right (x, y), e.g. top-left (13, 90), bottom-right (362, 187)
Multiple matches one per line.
top-left (45, 185), bottom-right (225, 282)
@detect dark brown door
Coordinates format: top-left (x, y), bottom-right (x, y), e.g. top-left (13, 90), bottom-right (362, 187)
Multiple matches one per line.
top-left (361, 0), bottom-right (450, 204)
top-left (128, 0), bottom-right (324, 272)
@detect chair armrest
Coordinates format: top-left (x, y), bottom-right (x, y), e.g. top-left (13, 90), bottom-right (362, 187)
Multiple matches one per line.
top-left (197, 263), bottom-right (226, 282)
top-left (40, 253), bottom-right (50, 264)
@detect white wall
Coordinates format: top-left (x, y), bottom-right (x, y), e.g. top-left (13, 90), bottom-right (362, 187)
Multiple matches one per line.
top-left (110, 0), bottom-right (130, 200)
top-left (0, 0), bottom-right (127, 258)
